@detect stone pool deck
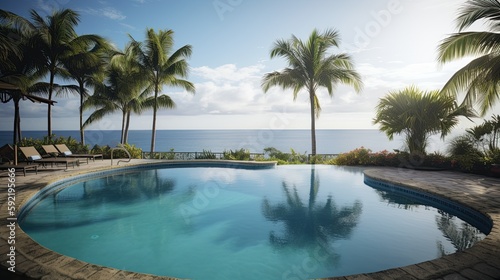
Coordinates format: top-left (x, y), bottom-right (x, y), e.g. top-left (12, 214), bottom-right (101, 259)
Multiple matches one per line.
top-left (1, 160), bottom-right (499, 280)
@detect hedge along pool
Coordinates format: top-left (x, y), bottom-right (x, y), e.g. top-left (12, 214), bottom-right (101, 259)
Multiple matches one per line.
top-left (18, 163), bottom-right (491, 280)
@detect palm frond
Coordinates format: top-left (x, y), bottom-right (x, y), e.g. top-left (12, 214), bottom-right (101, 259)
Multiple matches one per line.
top-left (437, 32), bottom-right (500, 63)
top-left (455, 0), bottom-right (500, 31)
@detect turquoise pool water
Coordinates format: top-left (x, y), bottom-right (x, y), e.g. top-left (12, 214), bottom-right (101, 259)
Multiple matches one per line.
top-left (19, 165), bottom-right (488, 279)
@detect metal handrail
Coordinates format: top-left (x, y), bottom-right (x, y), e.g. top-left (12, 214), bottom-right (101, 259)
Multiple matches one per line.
top-left (111, 144), bottom-right (132, 165)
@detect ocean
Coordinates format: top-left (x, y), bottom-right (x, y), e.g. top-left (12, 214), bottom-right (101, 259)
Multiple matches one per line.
top-left (0, 129), bottom-right (449, 154)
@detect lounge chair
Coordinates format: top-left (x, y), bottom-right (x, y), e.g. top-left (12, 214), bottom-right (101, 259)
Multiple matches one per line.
top-left (42, 144), bottom-right (90, 164)
top-left (19, 146), bottom-right (79, 170)
top-left (54, 144), bottom-right (103, 162)
top-left (0, 144), bottom-right (37, 176)
top-left (0, 163), bottom-right (38, 176)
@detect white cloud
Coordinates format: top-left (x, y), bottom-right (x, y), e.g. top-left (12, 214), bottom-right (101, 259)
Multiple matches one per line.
top-left (192, 64), bottom-right (264, 82)
top-left (83, 7), bottom-right (126, 21)
top-left (4, 57), bottom-right (485, 132)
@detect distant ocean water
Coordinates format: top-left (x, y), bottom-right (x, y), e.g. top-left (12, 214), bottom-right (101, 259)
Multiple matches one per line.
top-left (0, 129), bottom-right (449, 154)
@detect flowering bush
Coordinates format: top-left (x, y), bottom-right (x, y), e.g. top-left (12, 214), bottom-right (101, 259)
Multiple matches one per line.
top-left (332, 148), bottom-right (450, 169)
top-left (368, 150), bottom-right (399, 166)
top-left (333, 147), bottom-right (372, 166)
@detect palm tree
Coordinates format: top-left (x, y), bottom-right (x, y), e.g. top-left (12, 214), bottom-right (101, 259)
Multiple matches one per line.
top-left (0, 10), bottom-right (52, 144)
top-left (130, 28), bottom-right (195, 153)
top-left (262, 28), bottom-right (363, 156)
top-left (62, 36), bottom-right (113, 145)
top-left (30, 8), bottom-right (104, 138)
top-left (83, 45), bottom-right (176, 145)
top-left (373, 86), bottom-right (476, 155)
top-left (437, 0), bottom-right (500, 116)
top-left (83, 45), bottom-right (147, 144)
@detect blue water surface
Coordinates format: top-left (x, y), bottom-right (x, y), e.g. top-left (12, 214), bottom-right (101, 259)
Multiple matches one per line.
top-left (20, 165), bottom-right (485, 279)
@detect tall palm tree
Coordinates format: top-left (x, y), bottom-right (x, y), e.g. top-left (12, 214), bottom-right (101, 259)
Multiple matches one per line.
top-left (62, 36), bottom-right (113, 145)
top-left (83, 45), bottom-right (176, 144)
top-left (83, 46), bottom-right (147, 144)
top-left (437, 0), bottom-right (500, 115)
top-left (262, 29), bottom-right (363, 156)
top-left (0, 10), bottom-right (51, 144)
top-left (30, 8), bottom-right (104, 138)
top-left (373, 86), bottom-right (476, 155)
top-left (129, 28), bottom-right (195, 153)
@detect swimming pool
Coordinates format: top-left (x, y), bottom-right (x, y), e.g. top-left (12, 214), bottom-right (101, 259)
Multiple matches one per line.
top-left (19, 164), bottom-right (489, 279)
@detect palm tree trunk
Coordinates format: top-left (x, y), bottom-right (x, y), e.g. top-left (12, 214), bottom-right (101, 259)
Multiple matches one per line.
top-left (47, 72), bottom-right (55, 140)
top-left (121, 110), bottom-right (127, 144)
top-left (309, 89), bottom-right (317, 157)
top-left (150, 81), bottom-right (159, 153)
top-left (79, 82), bottom-right (85, 145)
top-left (124, 111), bottom-right (131, 144)
top-left (13, 97), bottom-right (20, 145)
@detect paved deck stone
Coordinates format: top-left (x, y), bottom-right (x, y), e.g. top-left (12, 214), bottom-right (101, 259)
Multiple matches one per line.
top-left (1, 162), bottom-right (499, 279)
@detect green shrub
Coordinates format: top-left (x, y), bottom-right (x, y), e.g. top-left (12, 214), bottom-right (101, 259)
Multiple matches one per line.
top-left (196, 149), bottom-right (216, 159)
top-left (422, 152), bottom-right (450, 168)
top-left (333, 147), bottom-right (372, 165)
top-left (450, 154), bottom-right (484, 171)
top-left (368, 150), bottom-right (399, 166)
top-left (223, 148), bottom-right (250, 160)
top-left (90, 143), bottom-right (142, 159)
top-left (165, 148), bottom-right (176, 160)
top-left (308, 154), bottom-right (330, 164)
top-left (486, 148), bottom-right (500, 164)
top-left (263, 147), bottom-right (289, 161)
top-left (447, 135), bottom-right (480, 157)
top-left (263, 147), bottom-right (309, 164)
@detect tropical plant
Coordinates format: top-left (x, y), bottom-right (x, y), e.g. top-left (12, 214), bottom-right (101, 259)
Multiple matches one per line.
top-left (82, 45), bottom-right (150, 144)
top-left (263, 147), bottom-right (309, 164)
top-left (196, 149), bottom-right (216, 159)
top-left (262, 28), bottom-right (363, 156)
top-left (374, 86), bottom-right (476, 155)
top-left (62, 35), bottom-right (113, 145)
top-left (31, 9), bottom-right (101, 137)
top-left (0, 10), bottom-right (55, 144)
top-left (437, 0), bottom-right (500, 115)
top-left (447, 114), bottom-right (500, 169)
top-left (129, 28), bottom-right (195, 153)
top-left (223, 148), bottom-right (250, 160)
top-left (333, 146), bottom-right (372, 166)
top-left (467, 114), bottom-right (500, 152)
top-left (90, 143), bottom-right (142, 159)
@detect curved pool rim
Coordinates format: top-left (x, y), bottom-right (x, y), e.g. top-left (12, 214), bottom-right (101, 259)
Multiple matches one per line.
top-left (18, 160), bottom-right (277, 219)
top-left (7, 161), bottom-right (500, 280)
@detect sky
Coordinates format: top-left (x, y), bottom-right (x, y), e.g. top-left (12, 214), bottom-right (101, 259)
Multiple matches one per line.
top-left (1, 0), bottom-right (499, 132)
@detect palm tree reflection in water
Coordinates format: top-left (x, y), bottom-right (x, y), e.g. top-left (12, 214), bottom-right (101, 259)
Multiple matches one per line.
top-left (436, 211), bottom-right (483, 256)
top-left (262, 167), bottom-right (363, 267)
top-left (374, 190), bottom-right (484, 255)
